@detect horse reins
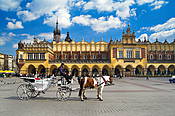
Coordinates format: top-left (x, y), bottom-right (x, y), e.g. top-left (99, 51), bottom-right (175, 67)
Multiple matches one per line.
top-left (97, 76), bottom-right (109, 87)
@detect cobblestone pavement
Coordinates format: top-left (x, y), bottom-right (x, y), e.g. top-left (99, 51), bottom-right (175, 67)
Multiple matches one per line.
top-left (0, 77), bottom-right (175, 116)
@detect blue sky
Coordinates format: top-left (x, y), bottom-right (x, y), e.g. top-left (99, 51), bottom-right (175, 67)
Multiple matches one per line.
top-left (0, 0), bottom-right (175, 56)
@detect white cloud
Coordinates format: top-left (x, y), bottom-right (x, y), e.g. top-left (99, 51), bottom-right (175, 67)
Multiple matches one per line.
top-left (83, 0), bottom-right (135, 19)
top-left (7, 21), bottom-right (24, 29)
top-left (0, 37), bottom-right (6, 46)
top-left (150, 17), bottom-right (175, 32)
top-left (29, 0), bottom-right (69, 17)
top-left (43, 8), bottom-right (72, 28)
top-left (150, 0), bottom-right (168, 10)
top-left (8, 32), bottom-right (16, 37)
top-left (75, 0), bottom-right (87, 7)
top-left (12, 44), bottom-right (18, 48)
top-left (130, 8), bottom-right (137, 17)
top-left (26, 3), bottom-right (31, 8)
top-left (37, 33), bottom-right (53, 40)
top-left (17, 10), bottom-right (39, 22)
top-left (16, 0), bottom-right (73, 28)
top-left (139, 17), bottom-right (175, 42)
top-left (136, 33), bottom-right (148, 41)
top-left (0, 33), bottom-right (11, 46)
top-left (149, 29), bottom-right (175, 42)
top-left (0, 0), bottom-right (22, 11)
top-left (115, 0), bottom-right (135, 19)
top-left (84, 0), bottom-right (114, 12)
top-left (136, 0), bottom-right (155, 5)
top-left (72, 15), bottom-right (123, 32)
top-left (5, 17), bottom-right (16, 22)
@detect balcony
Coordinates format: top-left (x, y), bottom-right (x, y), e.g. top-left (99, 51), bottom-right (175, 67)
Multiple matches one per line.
top-left (116, 57), bottom-right (143, 60)
top-left (25, 59), bottom-right (46, 61)
top-left (148, 60), bottom-right (175, 63)
top-left (49, 59), bottom-right (110, 64)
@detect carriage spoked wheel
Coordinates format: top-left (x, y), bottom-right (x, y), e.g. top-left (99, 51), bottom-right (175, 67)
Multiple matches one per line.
top-left (56, 86), bottom-right (71, 101)
top-left (28, 85), bottom-right (39, 98)
top-left (16, 84), bottom-right (33, 100)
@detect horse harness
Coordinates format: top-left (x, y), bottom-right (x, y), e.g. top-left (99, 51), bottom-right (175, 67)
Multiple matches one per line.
top-left (96, 76), bottom-right (108, 87)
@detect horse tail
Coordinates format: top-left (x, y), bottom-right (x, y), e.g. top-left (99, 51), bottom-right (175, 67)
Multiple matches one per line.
top-left (78, 78), bottom-right (84, 96)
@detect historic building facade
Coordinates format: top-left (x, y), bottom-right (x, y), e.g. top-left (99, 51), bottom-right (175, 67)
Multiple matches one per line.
top-left (0, 53), bottom-right (17, 71)
top-left (16, 22), bottom-right (175, 77)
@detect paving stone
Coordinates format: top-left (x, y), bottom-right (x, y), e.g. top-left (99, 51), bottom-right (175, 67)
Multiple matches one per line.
top-left (0, 77), bottom-right (175, 116)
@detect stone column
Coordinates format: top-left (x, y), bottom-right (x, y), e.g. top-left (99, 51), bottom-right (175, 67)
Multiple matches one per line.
top-left (144, 68), bottom-right (147, 76)
top-left (123, 68), bottom-right (126, 77)
top-left (133, 68), bottom-right (136, 76)
top-left (79, 68), bottom-right (82, 77)
top-left (99, 68), bottom-right (102, 76)
top-left (45, 68), bottom-right (49, 76)
top-left (111, 68), bottom-right (115, 76)
top-left (155, 68), bottom-right (158, 76)
top-left (89, 68), bottom-right (92, 77)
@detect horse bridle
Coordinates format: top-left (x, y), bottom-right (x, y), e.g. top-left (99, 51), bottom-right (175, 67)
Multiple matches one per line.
top-left (97, 76), bottom-right (109, 86)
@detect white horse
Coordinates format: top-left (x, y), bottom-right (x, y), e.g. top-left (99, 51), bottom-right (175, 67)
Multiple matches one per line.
top-left (78, 76), bottom-right (112, 101)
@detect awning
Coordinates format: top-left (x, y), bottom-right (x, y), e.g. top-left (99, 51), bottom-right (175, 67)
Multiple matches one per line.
top-left (0, 70), bottom-right (15, 73)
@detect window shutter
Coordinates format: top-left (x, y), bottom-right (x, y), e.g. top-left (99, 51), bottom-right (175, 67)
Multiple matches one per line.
top-left (113, 48), bottom-right (117, 58)
top-left (141, 48), bottom-right (145, 58)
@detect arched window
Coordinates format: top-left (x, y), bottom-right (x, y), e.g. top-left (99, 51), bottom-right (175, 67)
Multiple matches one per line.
top-left (167, 55), bottom-right (171, 60)
top-left (93, 55), bottom-right (96, 59)
top-left (159, 54), bottom-right (162, 60)
top-left (150, 54), bottom-right (153, 60)
top-left (83, 55), bottom-right (86, 59)
top-left (74, 54), bottom-right (78, 59)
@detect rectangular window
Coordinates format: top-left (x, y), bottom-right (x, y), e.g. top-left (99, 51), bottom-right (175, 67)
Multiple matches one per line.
top-left (127, 50), bottom-right (133, 58)
top-left (102, 54), bottom-right (106, 59)
top-left (119, 51), bottom-right (123, 58)
top-left (135, 51), bottom-right (140, 58)
top-left (20, 54), bottom-right (23, 59)
top-left (113, 48), bottom-right (117, 58)
top-left (28, 53), bottom-right (33, 60)
top-left (34, 53), bottom-right (39, 59)
top-left (40, 53), bottom-right (45, 59)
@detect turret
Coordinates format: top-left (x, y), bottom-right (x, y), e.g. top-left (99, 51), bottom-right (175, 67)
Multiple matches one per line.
top-left (126, 24), bottom-right (131, 33)
top-left (65, 32), bottom-right (72, 42)
top-left (18, 41), bottom-right (24, 49)
top-left (122, 24), bottom-right (136, 44)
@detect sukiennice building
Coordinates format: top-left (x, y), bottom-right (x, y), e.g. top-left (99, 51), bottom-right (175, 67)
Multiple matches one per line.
top-left (16, 21), bottom-right (175, 77)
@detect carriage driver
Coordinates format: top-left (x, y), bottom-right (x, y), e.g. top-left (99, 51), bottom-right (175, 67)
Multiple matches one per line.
top-left (58, 63), bottom-right (72, 84)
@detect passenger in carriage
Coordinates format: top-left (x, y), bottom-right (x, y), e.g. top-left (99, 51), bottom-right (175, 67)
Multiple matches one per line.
top-left (58, 63), bottom-right (72, 84)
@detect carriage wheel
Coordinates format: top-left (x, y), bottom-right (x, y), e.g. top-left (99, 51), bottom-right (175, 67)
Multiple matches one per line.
top-left (56, 87), bottom-right (71, 101)
top-left (31, 90), bottom-right (39, 98)
top-left (16, 84), bottom-right (33, 100)
top-left (27, 85), bottom-right (39, 98)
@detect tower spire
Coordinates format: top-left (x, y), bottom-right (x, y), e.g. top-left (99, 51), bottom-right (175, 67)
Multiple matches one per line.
top-left (56, 16), bottom-right (58, 29)
top-left (53, 17), bottom-right (61, 43)
top-left (126, 24), bottom-right (130, 33)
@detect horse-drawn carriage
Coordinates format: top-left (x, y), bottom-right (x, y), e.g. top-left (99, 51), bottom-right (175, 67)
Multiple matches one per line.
top-left (16, 75), bottom-right (72, 101)
top-left (16, 75), bottom-right (113, 101)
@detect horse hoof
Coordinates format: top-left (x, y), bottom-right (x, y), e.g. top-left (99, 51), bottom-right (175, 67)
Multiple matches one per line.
top-left (81, 99), bottom-right (84, 101)
top-left (83, 97), bottom-right (87, 99)
top-left (99, 98), bottom-right (103, 101)
top-left (97, 97), bottom-right (100, 99)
